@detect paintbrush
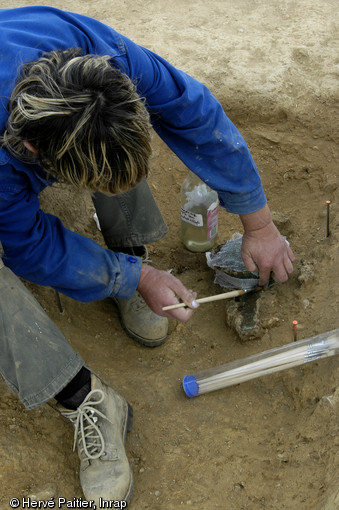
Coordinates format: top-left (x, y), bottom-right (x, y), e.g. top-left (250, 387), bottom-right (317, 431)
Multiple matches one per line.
top-left (162, 287), bottom-right (261, 311)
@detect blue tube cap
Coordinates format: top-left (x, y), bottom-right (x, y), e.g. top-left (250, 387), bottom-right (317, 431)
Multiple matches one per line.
top-left (183, 375), bottom-right (199, 398)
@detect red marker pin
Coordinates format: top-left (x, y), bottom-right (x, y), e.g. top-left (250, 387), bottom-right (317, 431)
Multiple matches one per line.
top-left (326, 200), bottom-right (331, 238)
top-left (292, 320), bottom-right (298, 342)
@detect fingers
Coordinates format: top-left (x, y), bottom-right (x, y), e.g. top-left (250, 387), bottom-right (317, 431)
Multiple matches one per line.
top-left (242, 251), bottom-right (271, 286)
top-left (266, 242), bottom-right (295, 284)
top-left (284, 251), bottom-right (295, 274)
top-left (137, 264), bottom-right (198, 322)
top-left (287, 244), bottom-right (295, 262)
top-left (258, 265), bottom-right (272, 286)
top-left (242, 233), bottom-right (295, 286)
top-left (161, 285), bottom-right (198, 321)
top-left (170, 282), bottom-right (198, 309)
top-left (242, 252), bottom-right (258, 273)
top-left (165, 302), bottom-right (197, 322)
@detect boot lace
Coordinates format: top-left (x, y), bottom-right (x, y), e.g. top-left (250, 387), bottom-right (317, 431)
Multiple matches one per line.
top-left (64, 389), bottom-right (111, 461)
top-left (131, 291), bottom-right (148, 311)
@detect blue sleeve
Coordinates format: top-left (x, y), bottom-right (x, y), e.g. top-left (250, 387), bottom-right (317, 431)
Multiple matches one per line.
top-left (0, 160), bottom-right (141, 302)
top-left (119, 37), bottom-right (267, 214)
top-left (0, 5), bottom-right (265, 214)
top-left (0, 6), bottom-right (266, 303)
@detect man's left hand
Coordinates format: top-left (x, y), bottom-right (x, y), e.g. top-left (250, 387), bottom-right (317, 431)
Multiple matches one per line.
top-left (240, 204), bottom-right (295, 286)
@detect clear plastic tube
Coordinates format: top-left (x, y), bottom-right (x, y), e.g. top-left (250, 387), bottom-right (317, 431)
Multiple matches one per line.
top-left (183, 329), bottom-right (339, 398)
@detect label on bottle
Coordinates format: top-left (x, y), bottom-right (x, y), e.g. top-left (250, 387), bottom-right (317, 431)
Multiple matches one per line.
top-left (181, 208), bottom-right (203, 227)
top-left (207, 201), bottom-right (218, 240)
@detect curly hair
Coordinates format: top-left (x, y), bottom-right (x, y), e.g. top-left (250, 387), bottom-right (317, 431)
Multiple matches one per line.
top-left (1, 48), bottom-right (152, 194)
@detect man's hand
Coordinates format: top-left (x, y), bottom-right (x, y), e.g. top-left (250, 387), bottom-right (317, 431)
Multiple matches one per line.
top-left (137, 264), bottom-right (198, 322)
top-left (240, 204), bottom-right (295, 286)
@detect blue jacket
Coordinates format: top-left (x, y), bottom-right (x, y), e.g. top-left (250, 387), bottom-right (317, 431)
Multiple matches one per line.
top-left (0, 6), bottom-right (266, 302)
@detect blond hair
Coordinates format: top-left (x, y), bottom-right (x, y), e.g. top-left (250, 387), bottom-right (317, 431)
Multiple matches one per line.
top-left (1, 49), bottom-right (152, 194)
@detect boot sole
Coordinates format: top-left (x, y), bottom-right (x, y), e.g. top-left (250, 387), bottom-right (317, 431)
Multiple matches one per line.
top-left (122, 401), bottom-right (134, 506)
top-left (121, 321), bottom-right (167, 347)
top-left (126, 402), bottom-right (133, 434)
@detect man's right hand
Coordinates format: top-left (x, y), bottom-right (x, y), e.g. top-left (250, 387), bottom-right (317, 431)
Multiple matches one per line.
top-left (137, 264), bottom-right (198, 321)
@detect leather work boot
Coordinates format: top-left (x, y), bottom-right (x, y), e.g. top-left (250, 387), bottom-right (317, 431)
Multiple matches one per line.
top-left (111, 246), bottom-right (168, 347)
top-left (58, 374), bottom-right (133, 505)
top-left (112, 291), bottom-right (168, 347)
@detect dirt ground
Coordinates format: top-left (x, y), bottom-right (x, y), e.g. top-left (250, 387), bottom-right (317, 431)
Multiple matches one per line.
top-left (0, 1), bottom-right (338, 509)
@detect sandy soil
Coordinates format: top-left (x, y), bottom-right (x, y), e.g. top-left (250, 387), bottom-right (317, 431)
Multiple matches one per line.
top-left (0, 1), bottom-right (338, 509)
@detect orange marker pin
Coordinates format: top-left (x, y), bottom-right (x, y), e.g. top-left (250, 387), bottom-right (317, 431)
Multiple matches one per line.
top-left (292, 320), bottom-right (298, 342)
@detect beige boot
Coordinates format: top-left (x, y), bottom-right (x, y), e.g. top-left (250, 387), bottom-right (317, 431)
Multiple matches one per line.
top-left (112, 291), bottom-right (168, 346)
top-left (58, 374), bottom-right (133, 505)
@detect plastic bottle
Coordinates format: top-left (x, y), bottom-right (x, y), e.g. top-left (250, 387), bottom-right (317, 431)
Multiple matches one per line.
top-left (180, 171), bottom-right (219, 252)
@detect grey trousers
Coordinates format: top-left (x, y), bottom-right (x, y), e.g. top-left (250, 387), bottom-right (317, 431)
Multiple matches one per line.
top-left (92, 179), bottom-right (168, 249)
top-left (0, 180), bottom-right (167, 409)
top-left (0, 260), bottom-right (84, 409)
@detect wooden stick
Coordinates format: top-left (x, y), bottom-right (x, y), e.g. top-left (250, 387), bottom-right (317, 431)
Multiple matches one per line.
top-left (162, 288), bottom-right (246, 311)
top-left (185, 331), bottom-right (339, 397)
top-left (197, 336), bottom-right (339, 393)
top-left (55, 290), bottom-right (63, 313)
